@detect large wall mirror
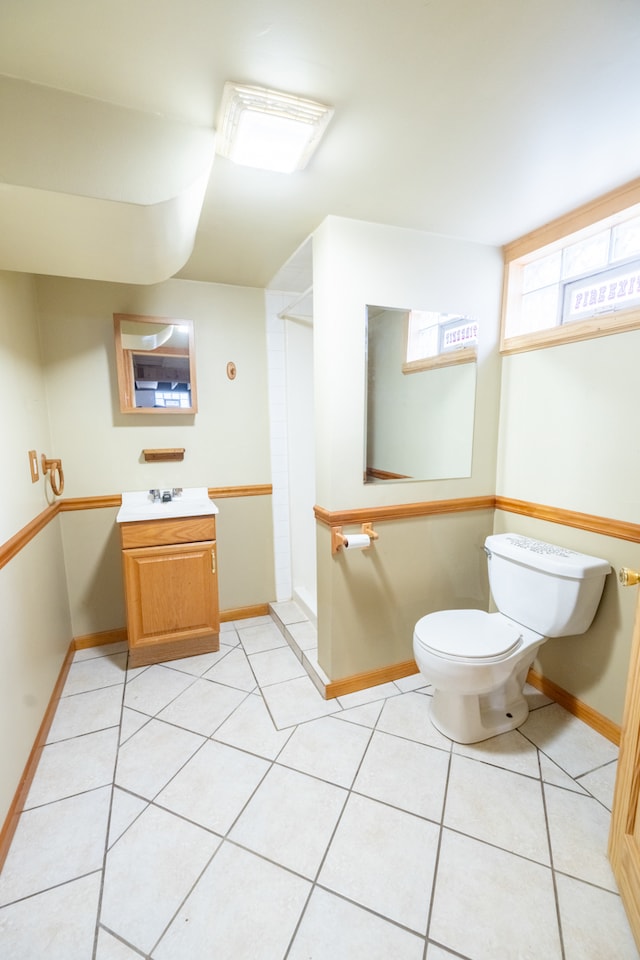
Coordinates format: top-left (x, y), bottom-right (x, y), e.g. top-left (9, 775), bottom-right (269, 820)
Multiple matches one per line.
top-left (114, 313), bottom-right (198, 414)
top-left (365, 305), bottom-right (477, 482)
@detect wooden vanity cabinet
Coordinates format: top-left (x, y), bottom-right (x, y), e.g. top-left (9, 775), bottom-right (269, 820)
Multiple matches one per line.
top-left (120, 515), bottom-right (219, 668)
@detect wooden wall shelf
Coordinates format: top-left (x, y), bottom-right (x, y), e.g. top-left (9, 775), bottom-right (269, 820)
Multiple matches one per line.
top-left (142, 448), bottom-right (185, 463)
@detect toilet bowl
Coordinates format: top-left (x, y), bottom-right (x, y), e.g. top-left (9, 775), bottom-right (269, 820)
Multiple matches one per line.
top-left (413, 533), bottom-right (610, 744)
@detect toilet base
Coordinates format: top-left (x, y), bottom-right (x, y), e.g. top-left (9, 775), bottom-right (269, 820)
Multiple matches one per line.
top-left (429, 684), bottom-right (530, 744)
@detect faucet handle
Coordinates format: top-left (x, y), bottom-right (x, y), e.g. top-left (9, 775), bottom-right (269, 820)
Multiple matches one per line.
top-left (149, 488), bottom-right (161, 501)
top-left (172, 487), bottom-right (183, 497)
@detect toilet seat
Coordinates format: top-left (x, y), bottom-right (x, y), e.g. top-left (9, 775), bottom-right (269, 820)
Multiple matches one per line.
top-left (414, 610), bottom-right (523, 664)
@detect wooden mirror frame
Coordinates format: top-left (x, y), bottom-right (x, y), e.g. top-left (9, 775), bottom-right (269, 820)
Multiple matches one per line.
top-left (114, 313), bottom-right (198, 415)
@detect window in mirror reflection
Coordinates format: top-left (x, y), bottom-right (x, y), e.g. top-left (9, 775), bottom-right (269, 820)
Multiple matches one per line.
top-left (365, 305), bottom-right (477, 483)
top-left (404, 310), bottom-right (478, 373)
top-left (114, 314), bottom-right (198, 414)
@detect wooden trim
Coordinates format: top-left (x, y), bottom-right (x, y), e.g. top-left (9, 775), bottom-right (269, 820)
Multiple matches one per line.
top-left (365, 468), bottom-right (411, 481)
top-left (503, 176), bottom-right (640, 263)
top-left (402, 346), bottom-right (476, 375)
top-left (325, 659), bottom-right (419, 700)
top-left (500, 305), bottom-right (640, 356)
top-left (314, 496), bottom-right (495, 528)
top-left (527, 668), bottom-right (620, 746)
top-left (60, 495), bottom-right (122, 512)
top-left (220, 603), bottom-right (271, 622)
top-left (208, 485), bottom-right (272, 499)
top-left (495, 496), bottom-right (640, 544)
top-left (0, 641), bottom-right (76, 872)
top-left (0, 503), bottom-right (60, 571)
top-left (73, 628), bottom-right (128, 650)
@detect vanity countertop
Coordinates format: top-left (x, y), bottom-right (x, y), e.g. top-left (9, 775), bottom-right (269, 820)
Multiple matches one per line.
top-left (116, 487), bottom-right (218, 524)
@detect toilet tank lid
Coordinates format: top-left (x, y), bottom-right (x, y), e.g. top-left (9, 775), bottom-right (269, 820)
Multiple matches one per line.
top-left (485, 533), bottom-right (611, 579)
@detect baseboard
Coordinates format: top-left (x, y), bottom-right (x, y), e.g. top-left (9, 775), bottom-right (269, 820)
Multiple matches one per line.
top-left (325, 659), bottom-right (419, 699)
top-left (220, 603), bottom-right (270, 622)
top-left (526, 668), bottom-right (621, 745)
top-left (73, 627), bottom-right (128, 650)
top-left (0, 641), bottom-right (76, 872)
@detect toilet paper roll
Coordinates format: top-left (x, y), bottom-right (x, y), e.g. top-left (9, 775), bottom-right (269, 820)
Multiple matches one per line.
top-left (344, 533), bottom-right (371, 550)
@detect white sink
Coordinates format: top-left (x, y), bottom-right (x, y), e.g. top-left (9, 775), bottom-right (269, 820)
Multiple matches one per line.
top-left (117, 487), bottom-right (218, 523)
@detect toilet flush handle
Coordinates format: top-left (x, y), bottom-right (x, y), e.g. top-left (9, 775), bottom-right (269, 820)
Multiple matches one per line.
top-left (619, 567), bottom-right (640, 586)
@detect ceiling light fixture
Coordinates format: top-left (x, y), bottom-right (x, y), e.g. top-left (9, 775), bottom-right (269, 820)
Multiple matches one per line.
top-left (217, 82), bottom-right (333, 174)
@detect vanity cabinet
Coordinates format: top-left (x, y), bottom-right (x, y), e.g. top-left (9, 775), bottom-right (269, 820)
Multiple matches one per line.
top-left (120, 514), bottom-right (219, 668)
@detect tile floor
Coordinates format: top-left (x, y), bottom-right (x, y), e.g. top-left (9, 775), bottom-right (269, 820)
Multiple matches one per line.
top-left (0, 604), bottom-right (638, 959)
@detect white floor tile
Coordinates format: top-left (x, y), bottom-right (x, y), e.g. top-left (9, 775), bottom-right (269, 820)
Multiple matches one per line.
top-left (156, 739), bottom-right (270, 834)
top-left (118, 707), bottom-right (149, 745)
top-left (336, 681), bottom-right (399, 709)
top-left (115, 718), bottom-right (204, 799)
top-left (539, 753), bottom-right (589, 794)
top-left (354, 730), bottom-right (449, 821)
top-left (161, 644), bottom-right (235, 677)
top-left (277, 715), bottom-right (371, 787)
top-left (25, 727), bottom-right (119, 808)
top-left (96, 926), bottom-right (144, 958)
top-left (577, 759), bottom-right (618, 811)
top-left (319, 793), bottom-right (440, 933)
top-left (333, 699), bottom-right (385, 728)
top-left (430, 829), bottom-right (562, 959)
top-left (288, 887), bottom-right (425, 960)
top-left (444, 753), bottom-right (550, 865)
top-left (72, 641), bottom-right (128, 662)
top-left (229, 764), bottom-right (347, 878)
top-left (249, 644), bottom-right (307, 686)
top-left (62, 653), bottom-right (127, 696)
top-left (453, 727), bottom-right (540, 778)
top-left (288, 619), bottom-right (318, 650)
top-left (156, 677), bottom-right (248, 736)
top-left (213, 692), bottom-right (294, 758)
top-left (555, 872), bottom-right (639, 960)
top-left (521, 703), bottom-right (618, 778)
top-left (0, 787), bottom-right (111, 906)
top-left (47, 684), bottom-right (123, 742)
top-left (394, 672), bottom-right (430, 693)
top-left (101, 803), bottom-right (220, 955)
top-left (203, 646), bottom-right (257, 690)
top-left (0, 872), bottom-right (101, 960)
top-left (261, 675), bottom-right (337, 727)
top-left (237, 621), bottom-right (288, 654)
top-left (544, 783), bottom-right (618, 890)
top-left (425, 945), bottom-right (458, 959)
top-left (107, 787), bottom-right (148, 848)
top-left (123, 664), bottom-right (195, 717)
top-left (377, 691), bottom-right (452, 750)
top-left (271, 600), bottom-right (307, 624)
top-left (153, 842), bottom-right (310, 960)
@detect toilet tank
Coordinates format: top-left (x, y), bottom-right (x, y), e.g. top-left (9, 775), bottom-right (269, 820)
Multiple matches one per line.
top-left (485, 533), bottom-right (611, 637)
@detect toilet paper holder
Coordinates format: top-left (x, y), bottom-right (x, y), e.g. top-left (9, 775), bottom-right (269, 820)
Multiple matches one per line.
top-left (331, 522), bottom-right (379, 555)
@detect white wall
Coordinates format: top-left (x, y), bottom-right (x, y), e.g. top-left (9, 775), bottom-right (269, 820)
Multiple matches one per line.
top-left (312, 217), bottom-right (503, 678)
top-left (285, 316), bottom-right (316, 618)
top-left (0, 272), bottom-right (72, 824)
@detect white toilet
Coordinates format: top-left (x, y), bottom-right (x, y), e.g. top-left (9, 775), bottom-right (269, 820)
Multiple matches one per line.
top-left (413, 533), bottom-right (611, 743)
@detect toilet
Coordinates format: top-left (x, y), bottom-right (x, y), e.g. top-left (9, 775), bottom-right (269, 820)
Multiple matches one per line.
top-left (413, 533), bottom-right (611, 743)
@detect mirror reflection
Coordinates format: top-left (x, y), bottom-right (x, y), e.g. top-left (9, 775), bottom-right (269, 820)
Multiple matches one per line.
top-left (114, 314), bottom-right (197, 414)
top-left (365, 305), bottom-right (477, 482)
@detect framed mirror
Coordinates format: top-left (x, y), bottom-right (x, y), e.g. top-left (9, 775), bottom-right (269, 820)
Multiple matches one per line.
top-left (365, 305), bottom-right (477, 482)
top-left (114, 313), bottom-right (198, 414)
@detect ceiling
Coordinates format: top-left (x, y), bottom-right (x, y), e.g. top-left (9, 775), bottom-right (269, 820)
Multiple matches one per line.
top-left (1, 0), bottom-right (639, 289)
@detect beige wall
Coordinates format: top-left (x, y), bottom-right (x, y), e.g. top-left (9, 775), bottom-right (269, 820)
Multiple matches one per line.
top-left (312, 217), bottom-right (503, 677)
top-left (496, 331), bottom-right (640, 724)
top-left (36, 275), bottom-right (275, 636)
top-left (0, 272), bottom-right (72, 823)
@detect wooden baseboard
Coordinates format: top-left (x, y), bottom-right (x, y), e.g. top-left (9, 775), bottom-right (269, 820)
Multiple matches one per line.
top-left (0, 641), bottom-right (76, 872)
top-left (325, 659), bottom-right (419, 699)
top-left (73, 627), bottom-right (128, 650)
top-left (220, 603), bottom-right (270, 622)
top-left (526, 668), bottom-right (621, 745)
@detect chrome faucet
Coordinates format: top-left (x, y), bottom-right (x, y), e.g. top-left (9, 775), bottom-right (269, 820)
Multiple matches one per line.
top-left (149, 489), bottom-right (161, 502)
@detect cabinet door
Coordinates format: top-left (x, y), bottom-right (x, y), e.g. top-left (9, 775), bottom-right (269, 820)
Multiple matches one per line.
top-left (123, 540), bottom-right (219, 656)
